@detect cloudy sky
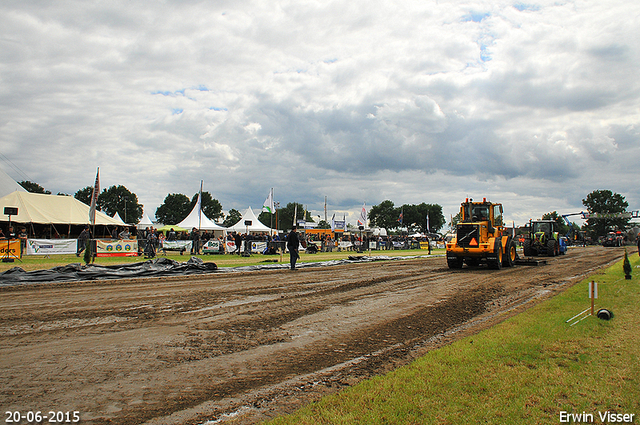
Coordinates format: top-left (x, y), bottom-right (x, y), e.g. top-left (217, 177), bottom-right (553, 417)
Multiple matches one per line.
top-left (1, 0), bottom-right (638, 228)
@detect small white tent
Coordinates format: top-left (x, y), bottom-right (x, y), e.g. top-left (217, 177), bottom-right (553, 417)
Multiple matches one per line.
top-left (177, 194), bottom-right (226, 234)
top-left (227, 207), bottom-right (274, 234)
top-left (137, 211), bottom-right (154, 229)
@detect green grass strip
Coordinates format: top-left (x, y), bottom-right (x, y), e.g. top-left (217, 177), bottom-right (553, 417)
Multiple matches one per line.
top-left (267, 253), bottom-right (640, 425)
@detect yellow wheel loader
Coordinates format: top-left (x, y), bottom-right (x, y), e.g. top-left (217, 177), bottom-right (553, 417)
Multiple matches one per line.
top-left (446, 198), bottom-right (517, 269)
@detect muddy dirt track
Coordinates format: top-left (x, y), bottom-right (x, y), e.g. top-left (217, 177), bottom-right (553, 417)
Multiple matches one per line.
top-left (0, 246), bottom-right (631, 425)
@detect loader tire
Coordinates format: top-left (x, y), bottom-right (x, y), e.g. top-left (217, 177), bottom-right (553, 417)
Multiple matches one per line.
top-left (503, 237), bottom-right (517, 267)
top-left (489, 245), bottom-right (503, 270)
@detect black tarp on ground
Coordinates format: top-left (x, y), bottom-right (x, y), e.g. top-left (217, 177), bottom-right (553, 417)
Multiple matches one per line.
top-left (0, 254), bottom-right (441, 286)
top-left (0, 257), bottom-right (218, 286)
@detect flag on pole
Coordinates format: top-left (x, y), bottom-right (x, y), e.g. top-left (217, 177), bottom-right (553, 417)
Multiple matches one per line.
top-left (196, 180), bottom-right (204, 230)
top-left (358, 202), bottom-right (367, 227)
top-left (426, 213), bottom-right (430, 233)
top-left (89, 167), bottom-right (100, 226)
top-left (262, 188), bottom-right (274, 214)
top-left (331, 214), bottom-right (336, 232)
top-left (398, 210), bottom-right (403, 224)
top-left (293, 204), bottom-right (298, 227)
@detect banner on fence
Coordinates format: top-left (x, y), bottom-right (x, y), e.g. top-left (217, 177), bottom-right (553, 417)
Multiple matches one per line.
top-left (1, 239), bottom-right (22, 259)
top-left (96, 239), bottom-right (138, 257)
top-left (251, 241), bottom-right (268, 253)
top-left (26, 239), bottom-right (76, 256)
top-left (203, 240), bottom-right (221, 254)
top-left (338, 241), bottom-right (353, 250)
top-left (161, 240), bottom-right (192, 252)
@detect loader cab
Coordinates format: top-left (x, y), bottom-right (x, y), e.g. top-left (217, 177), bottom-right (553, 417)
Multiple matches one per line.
top-left (460, 198), bottom-right (503, 228)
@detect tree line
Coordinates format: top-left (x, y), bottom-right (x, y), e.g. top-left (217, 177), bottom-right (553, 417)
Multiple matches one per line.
top-left (18, 182), bottom-right (634, 238)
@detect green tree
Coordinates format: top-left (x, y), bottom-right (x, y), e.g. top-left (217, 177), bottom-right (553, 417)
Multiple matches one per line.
top-left (582, 190), bottom-right (629, 238)
top-left (98, 185), bottom-right (142, 224)
top-left (156, 193), bottom-right (191, 225)
top-left (451, 212), bottom-right (462, 228)
top-left (19, 180), bottom-right (51, 194)
top-left (370, 201), bottom-right (445, 233)
top-left (418, 203), bottom-right (445, 233)
top-left (258, 210), bottom-right (275, 229)
top-left (75, 186), bottom-right (93, 205)
top-left (279, 203), bottom-right (312, 230)
top-left (189, 192), bottom-right (223, 222)
top-left (222, 209), bottom-right (242, 227)
top-left (369, 200), bottom-right (399, 230)
top-left (541, 211), bottom-right (569, 235)
top-left (316, 220), bottom-right (331, 229)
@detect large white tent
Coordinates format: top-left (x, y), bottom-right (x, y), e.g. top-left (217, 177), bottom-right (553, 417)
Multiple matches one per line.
top-left (0, 191), bottom-right (124, 226)
top-left (0, 168), bottom-right (27, 198)
top-left (227, 207), bottom-right (274, 234)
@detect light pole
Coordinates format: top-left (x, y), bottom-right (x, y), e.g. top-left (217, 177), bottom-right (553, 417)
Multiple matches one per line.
top-left (123, 196), bottom-right (129, 224)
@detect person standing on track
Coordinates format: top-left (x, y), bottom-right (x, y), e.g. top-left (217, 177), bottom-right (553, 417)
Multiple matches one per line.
top-left (287, 226), bottom-right (300, 270)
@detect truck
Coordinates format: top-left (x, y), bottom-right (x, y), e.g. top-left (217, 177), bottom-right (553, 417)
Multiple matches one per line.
top-left (446, 198), bottom-right (517, 269)
top-left (522, 219), bottom-right (567, 256)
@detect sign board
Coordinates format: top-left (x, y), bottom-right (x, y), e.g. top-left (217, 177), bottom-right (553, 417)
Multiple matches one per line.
top-left (202, 240), bottom-right (221, 254)
top-left (26, 239), bottom-right (77, 255)
top-left (0, 240), bottom-right (21, 259)
top-left (96, 239), bottom-right (139, 257)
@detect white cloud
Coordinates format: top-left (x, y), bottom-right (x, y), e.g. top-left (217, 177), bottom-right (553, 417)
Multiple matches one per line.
top-left (0, 0), bottom-right (638, 228)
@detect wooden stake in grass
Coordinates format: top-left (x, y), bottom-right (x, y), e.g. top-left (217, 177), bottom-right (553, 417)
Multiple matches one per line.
top-left (589, 280), bottom-right (598, 315)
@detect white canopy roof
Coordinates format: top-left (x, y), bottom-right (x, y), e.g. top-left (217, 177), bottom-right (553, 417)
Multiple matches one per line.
top-left (0, 167), bottom-right (27, 198)
top-left (112, 211), bottom-right (126, 225)
top-left (137, 210), bottom-right (155, 228)
top-left (227, 207), bottom-right (273, 234)
top-left (177, 194), bottom-right (226, 231)
top-left (0, 191), bottom-right (124, 226)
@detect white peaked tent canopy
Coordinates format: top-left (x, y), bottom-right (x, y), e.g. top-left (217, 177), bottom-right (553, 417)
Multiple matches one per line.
top-left (112, 211), bottom-right (126, 225)
top-left (0, 191), bottom-right (124, 226)
top-left (176, 194), bottom-right (226, 232)
top-left (227, 207), bottom-right (273, 234)
top-left (137, 211), bottom-right (154, 228)
top-left (0, 168), bottom-right (27, 198)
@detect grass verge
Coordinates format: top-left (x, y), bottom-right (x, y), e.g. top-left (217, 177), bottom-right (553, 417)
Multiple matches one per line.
top-left (266, 253), bottom-right (640, 425)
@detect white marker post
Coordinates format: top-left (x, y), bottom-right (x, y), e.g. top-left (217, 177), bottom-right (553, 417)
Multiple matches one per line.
top-left (588, 281), bottom-right (598, 315)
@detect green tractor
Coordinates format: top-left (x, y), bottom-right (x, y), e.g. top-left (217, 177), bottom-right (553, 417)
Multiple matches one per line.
top-left (523, 219), bottom-right (567, 257)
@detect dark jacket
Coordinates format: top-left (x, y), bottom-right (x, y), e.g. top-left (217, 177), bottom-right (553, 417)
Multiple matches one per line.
top-left (287, 230), bottom-right (299, 252)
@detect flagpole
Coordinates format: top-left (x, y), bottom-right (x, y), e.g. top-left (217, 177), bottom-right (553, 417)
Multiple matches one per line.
top-left (270, 188), bottom-right (273, 233)
top-left (198, 180), bottom-right (203, 231)
top-left (89, 167), bottom-right (100, 264)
